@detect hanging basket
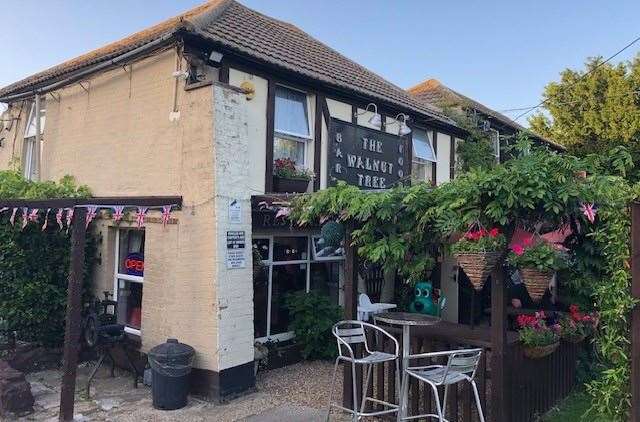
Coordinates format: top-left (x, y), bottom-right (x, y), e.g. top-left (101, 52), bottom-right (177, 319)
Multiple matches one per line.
top-left (522, 341), bottom-right (559, 359)
top-left (455, 252), bottom-right (502, 291)
top-left (520, 268), bottom-right (554, 302)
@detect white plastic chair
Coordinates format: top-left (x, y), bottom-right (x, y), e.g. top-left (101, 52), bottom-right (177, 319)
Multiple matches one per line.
top-left (327, 320), bottom-right (400, 421)
top-left (357, 293), bottom-right (397, 321)
top-left (398, 348), bottom-right (485, 422)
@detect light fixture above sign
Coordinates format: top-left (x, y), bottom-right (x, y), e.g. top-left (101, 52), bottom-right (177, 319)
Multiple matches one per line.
top-left (388, 113), bottom-right (412, 136)
top-left (354, 103), bottom-right (382, 130)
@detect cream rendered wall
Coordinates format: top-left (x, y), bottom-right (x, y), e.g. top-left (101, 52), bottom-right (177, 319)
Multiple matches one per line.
top-left (1, 50), bottom-right (221, 371)
top-left (435, 132), bottom-right (451, 185)
top-left (228, 69), bottom-right (267, 195)
top-left (326, 98), bottom-right (351, 122)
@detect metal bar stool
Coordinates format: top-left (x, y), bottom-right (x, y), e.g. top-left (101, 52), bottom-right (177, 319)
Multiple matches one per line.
top-left (327, 320), bottom-right (400, 421)
top-left (398, 348), bottom-right (485, 422)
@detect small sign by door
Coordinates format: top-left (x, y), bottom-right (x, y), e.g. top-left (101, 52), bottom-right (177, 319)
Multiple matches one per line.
top-left (226, 230), bottom-right (246, 269)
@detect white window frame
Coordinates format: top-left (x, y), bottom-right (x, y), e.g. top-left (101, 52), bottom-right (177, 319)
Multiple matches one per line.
top-left (113, 228), bottom-right (144, 336)
top-left (254, 234), bottom-right (344, 343)
top-left (490, 129), bottom-right (500, 161)
top-left (411, 129), bottom-right (436, 183)
top-left (274, 84), bottom-right (313, 169)
top-left (22, 102), bottom-right (44, 181)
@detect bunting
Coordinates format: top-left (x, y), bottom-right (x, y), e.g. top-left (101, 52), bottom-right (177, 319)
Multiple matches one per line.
top-left (65, 208), bottom-right (74, 234)
top-left (161, 205), bottom-right (172, 228)
top-left (85, 206), bottom-right (98, 229)
top-left (135, 207), bottom-right (148, 228)
top-left (56, 209), bottom-right (64, 230)
top-left (112, 206), bottom-right (125, 224)
top-left (42, 209), bottom-right (51, 231)
top-left (9, 208), bottom-right (17, 226)
top-left (21, 208), bottom-right (28, 230)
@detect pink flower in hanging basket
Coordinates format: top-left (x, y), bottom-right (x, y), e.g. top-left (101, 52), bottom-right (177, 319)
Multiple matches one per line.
top-left (512, 244), bottom-right (525, 256)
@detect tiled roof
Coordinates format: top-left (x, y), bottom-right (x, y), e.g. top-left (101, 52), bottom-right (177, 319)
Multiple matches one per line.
top-left (0, 1), bottom-right (453, 124)
top-left (408, 79), bottom-right (564, 149)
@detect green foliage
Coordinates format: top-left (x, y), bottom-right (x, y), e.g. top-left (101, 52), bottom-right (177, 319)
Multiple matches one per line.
top-left (444, 109), bottom-right (498, 173)
top-left (508, 242), bottom-right (566, 272)
top-left (290, 138), bottom-right (638, 420)
top-left (518, 325), bottom-right (559, 348)
top-left (0, 171), bottom-right (94, 347)
top-left (285, 291), bottom-right (342, 360)
top-left (529, 55), bottom-right (640, 181)
top-left (451, 229), bottom-right (506, 254)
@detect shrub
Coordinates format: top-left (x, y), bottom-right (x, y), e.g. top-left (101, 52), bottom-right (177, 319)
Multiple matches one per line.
top-left (0, 171), bottom-right (95, 347)
top-left (285, 291), bottom-right (342, 360)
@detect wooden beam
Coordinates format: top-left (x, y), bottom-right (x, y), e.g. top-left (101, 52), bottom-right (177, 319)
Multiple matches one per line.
top-left (59, 207), bottom-right (87, 421)
top-left (313, 94), bottom-right (323, 191)
top-left (342, 226), bottom-right (358, 408)
top-left (0, 196), bottom-right (183, 209)
top-left (265, 78), bottom-right (276, 193)
top-left (490, 267), bottom-right (509, 422)
top-left (632, 202), bottom-right (640, 422)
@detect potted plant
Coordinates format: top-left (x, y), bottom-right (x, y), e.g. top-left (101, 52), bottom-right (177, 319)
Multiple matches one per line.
top-left (517, 312), bottom-right (561, 359)
top-left (273, 158), bottom-right (314, 193)
top-left (559, 304), bottom-right (598, 343)
top-left (508, 240), bottom-right (565, 302)
top-left (451, 227), bottom-right (506, 291)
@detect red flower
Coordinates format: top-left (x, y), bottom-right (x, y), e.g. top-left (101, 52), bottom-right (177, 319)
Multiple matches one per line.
top-left (569, 304), bottom-right (580, 315)
top-left (522, 237), bottom-right (533, 247)
top-left (512, 244), bottom-right (524, 256)
top-left (489, 228), bottom-right (500, 238)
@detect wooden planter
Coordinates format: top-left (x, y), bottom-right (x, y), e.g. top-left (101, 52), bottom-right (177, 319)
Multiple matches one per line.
top-left (523, 341), bottom-right (559, 359)
top-left (455, 252), bottom-right (501, 291)
top-left (273, 176), bottom-right (309, 193)
top-left (520, 268), bottom-right (554, 302)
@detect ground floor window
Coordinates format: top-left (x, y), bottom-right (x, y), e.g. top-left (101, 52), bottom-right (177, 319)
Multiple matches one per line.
top-left (113, 228), bottom-right (145, 335)
top-left (253, 234), bottom-right (344, 341)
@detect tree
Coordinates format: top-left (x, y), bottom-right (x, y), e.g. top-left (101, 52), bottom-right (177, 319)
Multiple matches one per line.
top-left (529, 55), bottom-right (640, 179)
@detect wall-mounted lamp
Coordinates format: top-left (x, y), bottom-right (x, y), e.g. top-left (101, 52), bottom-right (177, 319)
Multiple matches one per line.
top-left (388, 113), bottom-right (412, 136)
top-left (354, 103), bottom-right (382, 129)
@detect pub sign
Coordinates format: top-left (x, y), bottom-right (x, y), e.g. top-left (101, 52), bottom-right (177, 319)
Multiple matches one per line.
top-left (328, 118), bottom-right (408, 189)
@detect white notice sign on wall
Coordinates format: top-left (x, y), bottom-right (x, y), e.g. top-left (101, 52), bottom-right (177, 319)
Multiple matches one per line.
top-left (226, 230), bottom-right (246, 269)
top-left (229, 199), bottom-right (242, 224)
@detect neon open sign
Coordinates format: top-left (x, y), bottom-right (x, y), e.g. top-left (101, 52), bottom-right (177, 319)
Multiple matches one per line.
top-left (125, 253), bottom-right (144, 277)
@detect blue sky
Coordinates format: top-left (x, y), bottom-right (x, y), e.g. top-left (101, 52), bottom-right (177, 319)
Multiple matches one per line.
top-left (1, 1), bottom-right (639, 123)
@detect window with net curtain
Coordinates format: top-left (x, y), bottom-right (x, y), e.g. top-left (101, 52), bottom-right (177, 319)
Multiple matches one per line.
top-left (22, 101), bottom-right (46, 180)
top-left (412, 128), bottom-right (436, 183)
top-left (273, 86), bottom-right (311, 167)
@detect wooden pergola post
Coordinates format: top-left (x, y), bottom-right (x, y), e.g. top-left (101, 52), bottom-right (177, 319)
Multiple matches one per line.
top-left (631, 202), bottom-right (640, 422)
top-left (342, 225), bottom-right (358, 409)
top-left (59, 207), bottom-right (87, 421)
top-left (490, 266), bottom-right (510, 422)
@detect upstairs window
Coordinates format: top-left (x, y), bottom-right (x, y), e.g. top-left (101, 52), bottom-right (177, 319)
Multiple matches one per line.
top-left (411, 128), bottom-right (436, 184)
top-left (22, 100), bottom-right (46, 180)
top-left (273, 86), bottom-right (311, 168)
top-left (490, 129), bottom-right (500, 160)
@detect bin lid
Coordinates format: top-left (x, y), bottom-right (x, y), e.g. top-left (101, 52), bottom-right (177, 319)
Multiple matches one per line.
top-left (148, 338), bottom-right (195, 362)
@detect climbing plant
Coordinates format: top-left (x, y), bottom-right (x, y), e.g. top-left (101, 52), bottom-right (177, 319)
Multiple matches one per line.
top-left (0, 171), bottom-right (95, 347)
top-left (291, 136), bottom-right (638, 420)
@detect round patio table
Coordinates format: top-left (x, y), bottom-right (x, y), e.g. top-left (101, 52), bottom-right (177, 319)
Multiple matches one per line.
top-left (373, 312), bottom-right (441, 412)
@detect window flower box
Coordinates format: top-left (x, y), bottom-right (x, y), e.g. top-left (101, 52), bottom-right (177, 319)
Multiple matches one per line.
top-left (273, 176), bottom-right (309, 193)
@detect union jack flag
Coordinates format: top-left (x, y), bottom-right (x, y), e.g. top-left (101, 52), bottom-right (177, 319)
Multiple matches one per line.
top-left (135, 207), bottom-right (148, 228)
top-left (42, 208), bottom-right (51, 231)
top-left (21, 208), bottom-right (29, 230)
top-left (85, 206), bottom-right (98, 229)
top-left (112, 206), bottom-right (125, 223)
top-left (161, 205), bottom-right (172, 228)
top-left (28, 209), bottom-right (39, 222)
top-left (56, 209), bottom-right (64, 230)
top-left (66, 208), bottom-right (74, 233)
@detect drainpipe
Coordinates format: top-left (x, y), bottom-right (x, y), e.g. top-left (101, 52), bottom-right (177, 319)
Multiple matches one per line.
top-left (34, 94), bottom-right (41, 180)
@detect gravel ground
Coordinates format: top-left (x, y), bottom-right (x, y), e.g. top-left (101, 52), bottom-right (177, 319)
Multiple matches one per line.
top-left (4, 360), bottom-right (350, 422)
